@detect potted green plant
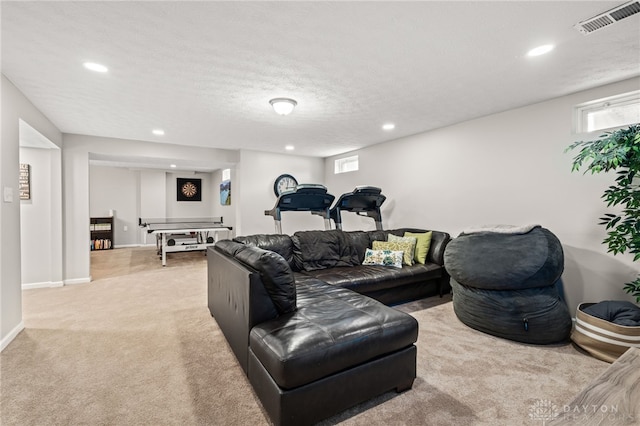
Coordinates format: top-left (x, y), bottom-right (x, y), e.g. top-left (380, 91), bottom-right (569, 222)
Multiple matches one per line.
top-left (566, 124), bottom-right (640, 302)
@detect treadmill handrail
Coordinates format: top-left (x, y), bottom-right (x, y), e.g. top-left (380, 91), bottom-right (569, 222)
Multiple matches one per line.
top-left (264, 184), bottom-right (335, 233)
top-left (329, 186), bottom-right (386, 230)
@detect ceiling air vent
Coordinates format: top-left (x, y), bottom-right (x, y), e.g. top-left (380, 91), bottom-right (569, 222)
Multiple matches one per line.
top-left (574, 1), bottom-right (640, 34)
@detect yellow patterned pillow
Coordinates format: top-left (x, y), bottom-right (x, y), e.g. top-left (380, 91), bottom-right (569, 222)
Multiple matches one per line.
top-left (388, 234), bottom-right (417, 265)
top-left (373, 240), bottom-right (414, 266)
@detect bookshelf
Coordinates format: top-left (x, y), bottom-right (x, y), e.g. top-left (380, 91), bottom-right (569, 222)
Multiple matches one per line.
top-left (90, 217), bottom-right (113, 250)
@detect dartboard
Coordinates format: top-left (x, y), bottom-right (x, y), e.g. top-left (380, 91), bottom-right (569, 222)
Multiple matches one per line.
top-left (181, 182), bottom-right (198, 198)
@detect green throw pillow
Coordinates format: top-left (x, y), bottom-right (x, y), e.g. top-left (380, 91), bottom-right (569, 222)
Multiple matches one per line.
top-left (404, 231), bottom-right (432, 264)
top-left (373, 240), bottom-right (413, 266)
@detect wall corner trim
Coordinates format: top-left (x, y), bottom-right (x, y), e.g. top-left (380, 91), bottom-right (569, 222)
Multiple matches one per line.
top-left (63, 277), bottom-right (91, 285)
top-left (1, 321), bottom-right (25, 352)
top-left (22, 281), bottom-right (64, 290)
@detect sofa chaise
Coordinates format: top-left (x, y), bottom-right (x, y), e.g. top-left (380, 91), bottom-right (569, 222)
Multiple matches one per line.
top-left (207, 228), bottom-right (450, 425)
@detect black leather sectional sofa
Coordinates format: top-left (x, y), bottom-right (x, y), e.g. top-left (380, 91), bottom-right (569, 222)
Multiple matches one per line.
top-left (207, 228), bottom-right (451, 425)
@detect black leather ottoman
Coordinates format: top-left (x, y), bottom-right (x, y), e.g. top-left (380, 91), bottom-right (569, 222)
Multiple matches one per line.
top-left (248, 276), bottom-right (418, 426)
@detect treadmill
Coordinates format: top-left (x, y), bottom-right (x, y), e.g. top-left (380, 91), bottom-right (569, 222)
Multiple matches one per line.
top-left (329, 186), bottom-right (386, 230)
top-left (264, 184), bottom-right (335, 234)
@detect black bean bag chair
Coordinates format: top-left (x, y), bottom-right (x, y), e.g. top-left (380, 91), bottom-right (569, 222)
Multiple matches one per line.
top-left (450, 279), bottom-right (572, 344)
top-left (444, 225), bottom-right (572, 344)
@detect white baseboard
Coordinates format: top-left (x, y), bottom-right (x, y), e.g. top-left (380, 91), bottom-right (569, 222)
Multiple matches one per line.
top-left (113, 244), bottom-right (143, 248)
top-left (22, 280), bottom-right (64, 290)
top-left (1, 321), bottom-right (25, 352)
top-left (63, 277), bottom-right (91, 285)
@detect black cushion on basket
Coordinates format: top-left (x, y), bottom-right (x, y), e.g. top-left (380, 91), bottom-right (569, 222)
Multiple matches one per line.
top-left (583, 300), bottom-right (640, 327)
top-left (444, 227), bottom-right (564, 291)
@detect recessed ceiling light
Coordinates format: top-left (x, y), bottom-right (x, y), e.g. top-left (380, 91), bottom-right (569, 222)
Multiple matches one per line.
top-left (285, 145), bottom-right (295, 151)
top-left (382, 123), bottom-right (395, 131)
top-left (152, 129), bottom-right (165, 136)
top-left (170, 164), bottom-right (177, 168)
top-left (527, 44), bottom-right (555, 57)
top-left (83, 62), bottom-right (108, 73)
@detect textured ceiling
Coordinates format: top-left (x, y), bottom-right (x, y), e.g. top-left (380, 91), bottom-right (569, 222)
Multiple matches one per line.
top-left (3, 1), bottom-right (640, 165)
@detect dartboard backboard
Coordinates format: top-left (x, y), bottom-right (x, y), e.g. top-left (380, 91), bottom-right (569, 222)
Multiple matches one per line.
top-left (177, 178), bottom-right (202, 201)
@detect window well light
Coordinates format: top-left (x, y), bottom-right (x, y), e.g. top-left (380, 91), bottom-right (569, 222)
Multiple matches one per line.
top-left (152, 129), bottom-right (165, 136)
top-left (382, 123), bottom-right (395, 131)
top-left (527, 44), bottom-right (555, 57)
top-left (270, 98), bottom-right (297, 116)
top-left (83, 62), bottom-right (108, 73)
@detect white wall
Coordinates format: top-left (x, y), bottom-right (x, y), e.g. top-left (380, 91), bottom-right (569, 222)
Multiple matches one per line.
top-left (20, 146), bottom-right (63, 288)
top-left (211, 168), bottom-right (236, 235)
top-left (1, 74), bottom-right (62, 350)
top-left (90, 167), bottom-right (224, 246)
top-left (140, 170), bottom-right (166, 220)
top-left (62, 134), bottom-right (238, 283)
top-left (19, 149), bottom-right (51, 283)
top-left (139, 170), bottom-right (167, 244)
top-left (3, 71), bottom-right (638, 352)
top-left (89, 166), bottom-right (138, 247)
top-left (325, 77), bottom-right (640, 313)
top-left (236, 150), bottom-right (325, 236)
top-left (165, 172), bottom-right (214, 219)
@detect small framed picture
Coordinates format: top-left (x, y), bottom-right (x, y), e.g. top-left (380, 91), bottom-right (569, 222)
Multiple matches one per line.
top-left (220, 180), bottom-right (231, 205)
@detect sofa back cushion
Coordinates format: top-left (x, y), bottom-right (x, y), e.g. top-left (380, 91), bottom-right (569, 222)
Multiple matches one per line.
top-left (234, 234), bottom-right (296, 270)
top-left (292, 230), bottom-right (359, 271)
top-left (344, 231), bottom-right (371, 263)
top-left (216, 240), bottom-right (297, 314)
top-left (427, 231), bottom-right (451, 266)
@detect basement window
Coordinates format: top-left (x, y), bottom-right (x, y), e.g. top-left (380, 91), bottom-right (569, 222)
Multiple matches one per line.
top-left (334, 155), bottom-right (359, 174)
top-left (575, 90), bottom-right (640, 133)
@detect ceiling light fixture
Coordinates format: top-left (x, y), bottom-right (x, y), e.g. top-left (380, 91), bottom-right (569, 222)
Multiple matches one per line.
top-left (152, 129), bottom-right (165, 136)
top-left (285, 145), bottom-right (295, 151)
top-left (83, 62), bottom-right (108, 73)
top-left (527, 44), bottom-right (555, 57)
top-left (170, 164), bottom-right (177, 168)
top-left (270, 98), bottom-right (297, 116)
top-left (382, 123), bottom-right (396, 130)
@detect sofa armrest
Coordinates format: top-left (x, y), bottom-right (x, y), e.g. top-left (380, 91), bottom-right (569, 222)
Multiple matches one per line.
top-left (427, 231), bottom-right (451, 266)
top-left (216, 240), bottom-right (297, 314)
top-left (208, 246), bottom-right (279, 374)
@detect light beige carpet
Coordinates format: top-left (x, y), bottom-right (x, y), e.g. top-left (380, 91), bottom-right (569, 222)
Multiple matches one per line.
top-left (0, 247), bottom-right (618, 425)
top-left (550, 347), bottom-right (640, 425)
